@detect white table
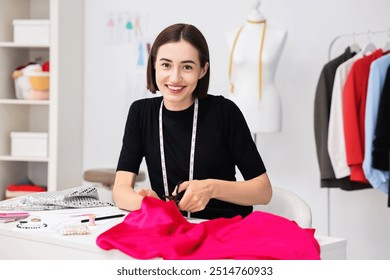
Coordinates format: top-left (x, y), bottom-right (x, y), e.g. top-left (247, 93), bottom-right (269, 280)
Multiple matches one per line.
top-left (0, 207), bottom-right (346, 260)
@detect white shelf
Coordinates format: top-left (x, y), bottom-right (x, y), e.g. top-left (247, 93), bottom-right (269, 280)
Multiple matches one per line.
top-left (0, 0), bottom-right (84, 197)
top-left (0, 99), bottom-right (50, 105)
top-left (0, 155), bottom-right (49, 162)
top-left (0, 42), bottom-right (49, 48)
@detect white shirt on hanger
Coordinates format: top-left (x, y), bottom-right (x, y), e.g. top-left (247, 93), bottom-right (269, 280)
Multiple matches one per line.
top-left (328, 52), bottom-right (363, 178)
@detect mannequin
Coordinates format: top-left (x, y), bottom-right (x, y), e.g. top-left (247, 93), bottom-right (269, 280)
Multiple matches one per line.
top-left (226, 0), bottom-right (287, 133)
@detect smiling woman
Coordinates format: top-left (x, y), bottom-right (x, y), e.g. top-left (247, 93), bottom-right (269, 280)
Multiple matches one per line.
top-left (153, 40), bottom-right (208, 111)
top-left (147, 24), bottom-right (210, 108)
top-left (113, 23), bottom-right (272, 220)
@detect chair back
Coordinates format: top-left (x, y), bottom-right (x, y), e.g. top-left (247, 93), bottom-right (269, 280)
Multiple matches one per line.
top-left (254, 187), bottom-right (312, 228)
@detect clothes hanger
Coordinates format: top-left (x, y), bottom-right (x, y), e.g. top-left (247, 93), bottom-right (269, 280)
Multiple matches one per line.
top-left (360, 30), bottom-right (376, 55)
top-left (350, 42), bottom-right (361, 53)
top-left (349, 31), bottom-right (361, 53)
top-left (361, 42), bottom-right (376, 55)
top-left (382, 28), bottom-right (390, 52)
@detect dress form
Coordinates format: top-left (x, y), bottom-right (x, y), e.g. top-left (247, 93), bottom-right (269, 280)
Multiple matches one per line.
top-left (226, 0), bottom-right (287, 133)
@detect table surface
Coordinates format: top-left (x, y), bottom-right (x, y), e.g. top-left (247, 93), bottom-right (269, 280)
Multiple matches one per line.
top-left (0, 207), bottom-right (347, 260)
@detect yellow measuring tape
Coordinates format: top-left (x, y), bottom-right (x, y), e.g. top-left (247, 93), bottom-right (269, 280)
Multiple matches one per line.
top-left (228, 20), bottom-right (267, 99)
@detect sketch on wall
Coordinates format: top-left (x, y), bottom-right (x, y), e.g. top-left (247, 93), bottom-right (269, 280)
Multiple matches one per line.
top-left (105, 11), bottom-right (152, 115)
top-left (105, 11), bottom-right (150, 67)
top-left (105, 12), bottom-right (147, 45)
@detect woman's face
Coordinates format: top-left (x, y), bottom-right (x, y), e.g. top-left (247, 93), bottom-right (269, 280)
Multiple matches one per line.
top-left (155, 40), bottom-right (208, 111)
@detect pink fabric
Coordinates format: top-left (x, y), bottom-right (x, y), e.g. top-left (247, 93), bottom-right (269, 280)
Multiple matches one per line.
top-left (96, 197), bottom-right (321, 260)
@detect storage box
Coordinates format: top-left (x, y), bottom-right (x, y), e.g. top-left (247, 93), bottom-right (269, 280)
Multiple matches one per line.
top-left (13, 19), bottom-right (50, 44)
top-left (11, 132), bottom-right (48, 157)
top-left (14, 75), bottom-right (50, 100)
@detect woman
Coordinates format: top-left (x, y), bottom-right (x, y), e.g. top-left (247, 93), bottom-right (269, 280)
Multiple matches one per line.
top-left (113, 23), bottom-right (272, 219)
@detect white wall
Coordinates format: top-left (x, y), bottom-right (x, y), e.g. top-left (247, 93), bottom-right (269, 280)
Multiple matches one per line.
top-left (83, 0), bottom-right (390, 259)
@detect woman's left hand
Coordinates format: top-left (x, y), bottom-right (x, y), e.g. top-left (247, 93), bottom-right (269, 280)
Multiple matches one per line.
top-left (173, 180), bottom-right (214, 213)
top-left (137, 188), bottom-right (160, 199)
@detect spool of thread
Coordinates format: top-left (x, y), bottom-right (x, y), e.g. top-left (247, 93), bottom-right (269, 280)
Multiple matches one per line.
top-left (88, 214), bottom-right (96, 226)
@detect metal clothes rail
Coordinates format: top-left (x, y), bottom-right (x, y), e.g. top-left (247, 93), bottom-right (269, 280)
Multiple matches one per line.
top-left (328, 28), bottom-right (390, 60)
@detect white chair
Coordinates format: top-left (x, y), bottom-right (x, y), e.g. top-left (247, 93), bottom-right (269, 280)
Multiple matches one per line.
top-left (254, 186), bottom-right (312, 228)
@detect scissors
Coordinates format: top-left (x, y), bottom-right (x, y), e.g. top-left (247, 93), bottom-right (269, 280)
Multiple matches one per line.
top-left (163, 181), bottom-right (185, 205)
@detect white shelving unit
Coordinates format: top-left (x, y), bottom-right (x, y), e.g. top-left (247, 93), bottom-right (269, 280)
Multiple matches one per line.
top-left (0, 0), bottom-right (84, 199)
top-left (0, 42), bottom-right (49, 48)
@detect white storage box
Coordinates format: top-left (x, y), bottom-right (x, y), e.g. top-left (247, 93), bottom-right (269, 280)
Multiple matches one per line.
top-left (11, 132), bottom-right (48, 157)
top-left (13, 20), bottom-right (50, 44)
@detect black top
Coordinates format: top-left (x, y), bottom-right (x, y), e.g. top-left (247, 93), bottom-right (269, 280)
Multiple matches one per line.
top-left (372, 64), bottom-right (390, 171)
top-left (117, 94), bottom-right (266, 219)
top-left (314, 47), bottom-right (354, 189)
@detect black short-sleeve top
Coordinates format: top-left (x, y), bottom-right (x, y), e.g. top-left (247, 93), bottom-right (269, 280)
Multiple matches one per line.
top-left (117, 94), bottom-right (266, 219)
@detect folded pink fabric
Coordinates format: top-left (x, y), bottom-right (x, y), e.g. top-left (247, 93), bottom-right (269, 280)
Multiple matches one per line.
top-left (96, 197), bottom-right (320, 260)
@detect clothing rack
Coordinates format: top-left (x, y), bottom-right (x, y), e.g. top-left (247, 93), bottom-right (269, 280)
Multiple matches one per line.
top-left (325, 27), bottom-right (390, 235)
top-left (328, 28), bottom-right (390, 60)
top-left (326, 27), bottom-right (388, 235)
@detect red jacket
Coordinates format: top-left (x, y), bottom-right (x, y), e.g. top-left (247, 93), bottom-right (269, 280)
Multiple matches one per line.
top-left (342, 49), bottom-right (383, 183)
